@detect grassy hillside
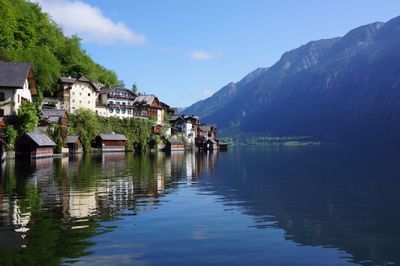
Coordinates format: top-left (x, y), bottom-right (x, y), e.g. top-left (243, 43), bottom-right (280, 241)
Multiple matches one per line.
top-left (0, 0), bottom-right (119, 96)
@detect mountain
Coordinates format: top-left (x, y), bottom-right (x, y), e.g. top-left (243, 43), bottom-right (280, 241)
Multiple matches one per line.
top-left (185, 16), bottom-right (400, 142)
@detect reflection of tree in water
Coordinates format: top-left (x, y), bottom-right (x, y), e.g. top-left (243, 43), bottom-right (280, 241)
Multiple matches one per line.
top-left (0, 151), bottom-right (217, 264)
top-left (203, 146), bottom-right (400, 266)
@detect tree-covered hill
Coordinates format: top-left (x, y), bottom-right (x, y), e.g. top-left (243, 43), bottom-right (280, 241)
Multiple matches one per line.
top-left (0, 0), bottom-right (119, 96)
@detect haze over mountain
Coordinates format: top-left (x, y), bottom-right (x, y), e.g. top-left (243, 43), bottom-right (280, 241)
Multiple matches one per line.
top-left (184, 16), bottom-right (400, 142)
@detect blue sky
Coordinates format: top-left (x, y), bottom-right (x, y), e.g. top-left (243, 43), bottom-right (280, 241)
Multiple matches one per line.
top-left (37, 0), bottom-right (400, 107)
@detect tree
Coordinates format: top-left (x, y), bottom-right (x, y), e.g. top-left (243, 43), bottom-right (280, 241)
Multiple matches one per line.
top-left (6, 125), bottom-right (17, 151)
top-left (131, 83), bottom-right (138, 93)
top-left (18, 101), bottom-right (39, 134)
top-left (69, 109), bottom-right (100, 151)
top-left (48, 124), bottom-right (67, 154)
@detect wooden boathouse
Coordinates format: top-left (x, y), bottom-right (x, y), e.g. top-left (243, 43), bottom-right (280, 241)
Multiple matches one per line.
top-left (95, 134), bottom-right (127, 152)
top-left (66, 135), bottom-right (83, 154)
top-left (15, 132), bottom-right (56, 158)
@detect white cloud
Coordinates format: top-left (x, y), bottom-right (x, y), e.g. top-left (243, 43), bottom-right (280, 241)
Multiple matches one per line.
top-left (188, 50), bottom-right (216, 61)
top-left (36, 0), bottom-right (147, 45)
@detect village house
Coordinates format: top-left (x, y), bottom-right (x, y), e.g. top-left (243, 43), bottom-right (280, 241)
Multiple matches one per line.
top-left (0, 61), bottom-right (38, 116)
top-left (165, 135), bottom-right (185, 152)
top-left (66, 135), bottom-right (83, 154)
top-left (96, 87), bottom-right (137, 118)
top-left (197, 124), bottom-right (217, 140)
top-left (132, 94), bottom-right (164, 124)
top-left (37, 108), bottom-right (68, 133)
top-left (56, 76), bottom-right (101, 114)
top-left (169, 115), bottom-right (199, 144)
top-left (95, 134), bottom-right (127, 152)
top-left (15, 132), bottom-right (56, 158)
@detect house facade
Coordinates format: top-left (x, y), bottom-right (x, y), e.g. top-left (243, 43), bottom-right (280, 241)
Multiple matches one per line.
top-left (0, 62), bottom-right (38, 116)
top-left (58, 76), bottom-right (100, 114)
top-left (169, 115), bottom-right (199, 143)
top-left (96, 87), bottom-right (137, 118)
top-left (132, 95), bottom-right (164, 124)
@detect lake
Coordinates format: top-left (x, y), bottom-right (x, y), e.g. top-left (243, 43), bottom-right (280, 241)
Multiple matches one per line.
top-left (0, 145), bottom-right (399, 265)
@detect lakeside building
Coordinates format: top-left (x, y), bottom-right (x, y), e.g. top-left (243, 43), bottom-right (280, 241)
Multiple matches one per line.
top-left (169, 115), bottom-right (200, 144)
top-left (57, 76), bottom-right (101, 114)
top-left (0, 62), bottom-right (38, 116)
top-left (95, 134), bottom-right (127, 152)
top-left (132, 94), bottom-right (164, 124)
top-left (37, 108), bottom-right (68, 133)
top-left (15, 132), bottom-right (56, 158)
top-left (96, 87), bottom-right (137, 118)
top-left (66, 135), bottom-right (83, 154)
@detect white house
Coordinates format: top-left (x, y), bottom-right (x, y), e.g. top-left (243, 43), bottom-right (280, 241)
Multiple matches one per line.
top-left (58, 76), bottom-right (100, 114)
top-left (96, 87), bottom-right (137, 118)
top-left (0, 61), bottom-right (38, 116)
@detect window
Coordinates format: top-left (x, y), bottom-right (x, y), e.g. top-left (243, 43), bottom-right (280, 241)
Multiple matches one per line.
top-left (109, 108), bottom-right (113, 113)
top-left (116, 108), bottom-right (120, 114)
top-left (122, 109), bottom-right (126, 114)
top-left (79, 100), bottom-right (82, 103)
top-left (88, 93), bottom-right (91, 96)
top-left (88, 101), bottom-right (90, 104)
top-left (72, 99), bottom-right (75, 103)
top-left (128, 110), bottom-right (132, 114)
top-left (72, 92), bottom-right (75, 95)
top-left (0, 109), bottom-right (4, 116)
top-left (0, 93), bottom-right (5, 101)
top-left (79, 92), bottom-right (82, 96)
top-left (110, 101), bottom-right (113, 105)
top-left (18, 95), bottom-right (20, 103)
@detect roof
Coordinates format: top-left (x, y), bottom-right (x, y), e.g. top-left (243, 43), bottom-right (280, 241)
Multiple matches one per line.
top-left (40, 108), bottom-right (67, 125)
top-left (25, 133), bottom-right (56, 147)
top-left (98, 134), bottom-right (127, 141)
top-left (40, 108), bottom-right (67, 118)
top-left (168, 135), bottom-right (185, 144)
top-left (0, 61), bottom-right (32, 88)
top-left (66, 135), bottom-right (79, 144)
top-left (200, 125), bottom-right (211, 132)
top-left (59, 76), bottom-right (100, 91)
top-left (132, 95), bottom-right (158, 106)
top-left (98, 87), bottom-right (136, 96)
top-left (59, 77), bottom-right (76, 83)
top-left (169, 115), bottom-right (184, 122)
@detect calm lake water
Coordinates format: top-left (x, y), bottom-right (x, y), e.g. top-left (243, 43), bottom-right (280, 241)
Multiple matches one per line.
top-left (1, 145), bottom-right (400, 265)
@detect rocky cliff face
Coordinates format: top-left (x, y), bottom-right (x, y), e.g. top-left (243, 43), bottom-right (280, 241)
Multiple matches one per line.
top-left (185, 16), bottom-right (400, 142)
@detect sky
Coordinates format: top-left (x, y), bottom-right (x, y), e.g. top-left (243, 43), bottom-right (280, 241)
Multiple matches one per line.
top-left (36, 0), bottom-right (400, 107)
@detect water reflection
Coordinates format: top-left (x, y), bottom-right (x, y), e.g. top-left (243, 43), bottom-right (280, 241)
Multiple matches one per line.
top-left (0, 147), bottom-right (399, 265)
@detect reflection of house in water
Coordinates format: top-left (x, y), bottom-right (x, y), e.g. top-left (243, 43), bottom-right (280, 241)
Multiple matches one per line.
top-left (165, 151), bottom-right (218, 182)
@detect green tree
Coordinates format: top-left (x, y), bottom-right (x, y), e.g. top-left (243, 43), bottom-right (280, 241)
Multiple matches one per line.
top-left (6, 125), bottom-right (17, 151)
top-left (131, 83), bottom-right (138, 93)
top-left (69, 109), bottom-right (100, 151)
top-left (48, 124), bottom-right (67, 154)
top-left (18, 101), bottom-right (39, 134)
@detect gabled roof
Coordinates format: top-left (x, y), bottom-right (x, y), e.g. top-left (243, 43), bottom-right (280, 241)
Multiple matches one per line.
top-left (0, 62), bottom-right (37, 94)
top-left (99, 87), bottom-right (137, 96)
top-left (169, 115), bottom-right (185, 122)
top-left (40, 108), bottom-right (67, 125)
top-left (25, 133), bottom-right (56, 147)
top-left (59, 76), bottom-right (100, 91)
top-left (40, 108), bottom-right (67, 118)
top-left (66, 135), bottom-right (80, 144)
top-left (167, 135), bottom-right (185, 144)
top-left (98, 134), bottom-right (127, 141)
top-left (132, 95), bottom-right (159, 107)
top-left (200, 125), bottom-right (211, 132)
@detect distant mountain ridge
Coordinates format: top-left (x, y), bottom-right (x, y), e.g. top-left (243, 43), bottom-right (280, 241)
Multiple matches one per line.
top-left (184, 16), bottom-right (400, 142)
